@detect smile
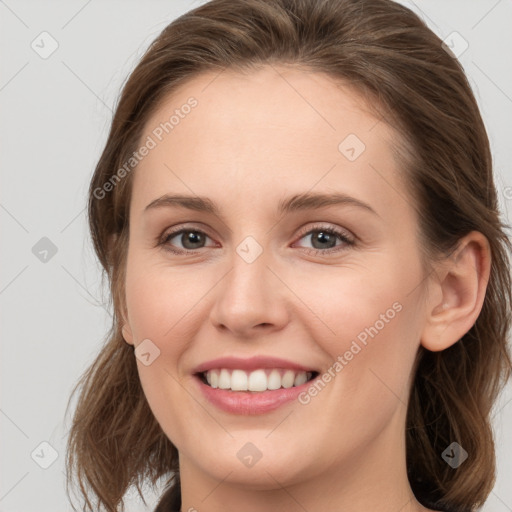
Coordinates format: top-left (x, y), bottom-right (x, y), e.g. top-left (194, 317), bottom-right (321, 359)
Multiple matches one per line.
top-left (200, 368), bottom-right (317, 392)
top-left (192, 356), bottom-right (321, 415)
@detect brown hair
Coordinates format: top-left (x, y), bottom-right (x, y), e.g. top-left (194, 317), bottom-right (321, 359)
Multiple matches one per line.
top-left (65, 0), bottom-right (512, 511)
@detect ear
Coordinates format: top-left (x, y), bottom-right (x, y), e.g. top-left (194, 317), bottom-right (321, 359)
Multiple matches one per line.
top-left (108, 232), bottom-right (134, 346)
top-left (120, 298), bottom-right (134, 346)
top-left (420, 231), bottom-right (491, 352)
top-left (122, 321), bottom-right (134, 346)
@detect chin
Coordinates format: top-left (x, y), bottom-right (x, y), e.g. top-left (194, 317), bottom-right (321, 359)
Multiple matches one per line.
top-left (182, 435), bottom-right (313, 488)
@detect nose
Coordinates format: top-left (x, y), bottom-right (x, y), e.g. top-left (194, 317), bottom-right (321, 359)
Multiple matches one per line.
top-left (209, 247), bottom-right (290, 339)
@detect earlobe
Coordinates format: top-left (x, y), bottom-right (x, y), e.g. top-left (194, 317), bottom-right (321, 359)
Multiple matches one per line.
top-left (122, 322), bottom-right (134, 345)
top-left (420, 231), bottom-right (491, 353)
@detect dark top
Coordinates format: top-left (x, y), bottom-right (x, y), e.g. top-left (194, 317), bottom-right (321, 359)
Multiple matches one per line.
top-left (153, 485), bottom-right (180, 512)
top-left (153, 484), bottom-right (472, 512)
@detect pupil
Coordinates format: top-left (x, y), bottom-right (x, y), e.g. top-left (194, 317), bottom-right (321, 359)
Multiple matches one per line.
top-left (183, 231), bottom-right (203, 249)
top-left (313, 231), bottom-right (335, 249)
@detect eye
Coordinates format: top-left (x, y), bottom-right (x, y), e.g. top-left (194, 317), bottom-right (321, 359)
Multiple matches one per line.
top-left (293, 223), bottom-right (355, 255)
top-left (159, 227), bottom-right (215, 254)
top-left (158, 223), bottom-right (355, 256)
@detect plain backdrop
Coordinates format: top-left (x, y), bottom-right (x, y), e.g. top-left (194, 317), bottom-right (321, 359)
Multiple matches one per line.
top-left (1, 1), bottom-right (511, 511)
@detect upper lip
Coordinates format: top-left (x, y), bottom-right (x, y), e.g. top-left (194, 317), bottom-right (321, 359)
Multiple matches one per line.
top-left (193, 356), bottom-right (318, 374)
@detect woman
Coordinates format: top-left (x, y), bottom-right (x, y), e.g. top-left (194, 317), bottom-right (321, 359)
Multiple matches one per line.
top-left (65, 0), bottom-right (512, 511)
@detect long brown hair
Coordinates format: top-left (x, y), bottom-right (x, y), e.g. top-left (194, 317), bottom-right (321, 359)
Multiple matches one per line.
top-left (65, 1), bottom-right (512, 511)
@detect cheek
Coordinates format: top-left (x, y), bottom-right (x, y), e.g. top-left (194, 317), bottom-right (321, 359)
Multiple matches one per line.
top-left (295, 293), bottom-right (421, 461)
top-left (321, 291), bottom-right (419, 397)
top-left (300, 253), bottom-right (424, 405)
top-left (123, 258), bottom-right (205, 445)
top-left (293, 258), bottom-right (421, 354)
top-left (124, 255), bottom-right (206, 345)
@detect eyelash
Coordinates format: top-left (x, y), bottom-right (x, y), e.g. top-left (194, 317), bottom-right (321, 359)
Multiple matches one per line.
top-left (158, 223), bottom-right (355, 257)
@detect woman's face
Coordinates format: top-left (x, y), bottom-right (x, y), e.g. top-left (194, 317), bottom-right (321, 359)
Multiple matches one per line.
top-left (121, 65), bottom-right (431, 489)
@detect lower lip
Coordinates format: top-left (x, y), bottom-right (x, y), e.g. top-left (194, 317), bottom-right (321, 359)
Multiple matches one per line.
top-left (195, 374), bottom-right (315, 415)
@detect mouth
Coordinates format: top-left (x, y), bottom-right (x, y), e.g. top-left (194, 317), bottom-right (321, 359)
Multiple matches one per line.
top-left (192, 355), bottom-right (322, 414)
top-left (196, 368), bottom-right (320, 392)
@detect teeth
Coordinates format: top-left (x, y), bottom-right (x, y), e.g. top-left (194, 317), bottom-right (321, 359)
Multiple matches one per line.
top-left (267, 369), bottom-right (281, 390)
top-left (293, 371), bottom-right (308, 386)
top-left (204, 368), bottom-right (313, 392)
top-left (218, 369), bottom-right (231, 390)
top-left (282, 370), bottom-right (295, 388)
top-left (210, 370), bottom-right (218, 388)
top-left (248, 369), bottom-right (267, 391)
top-left (231, 369), bottom-right (248, 391)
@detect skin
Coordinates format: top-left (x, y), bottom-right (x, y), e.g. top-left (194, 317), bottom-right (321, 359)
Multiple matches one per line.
top-left (120, 64), bottom-right (491, 512)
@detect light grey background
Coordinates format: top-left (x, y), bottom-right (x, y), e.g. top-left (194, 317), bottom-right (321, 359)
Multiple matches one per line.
top-left (1, 1), bottom-right (511, 511)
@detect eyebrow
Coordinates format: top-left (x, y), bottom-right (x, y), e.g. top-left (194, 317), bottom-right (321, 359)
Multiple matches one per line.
top-left (144, 192), bottom-right (379, 217)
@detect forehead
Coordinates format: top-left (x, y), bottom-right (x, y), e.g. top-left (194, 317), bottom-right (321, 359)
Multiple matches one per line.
top-left (131, 65), bottom-right (410, 221)
top-left (143, 64), bottom-right (387, 150)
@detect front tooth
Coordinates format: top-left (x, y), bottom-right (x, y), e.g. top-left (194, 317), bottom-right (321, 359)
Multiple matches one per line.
top-left (282, 370), bottom-right (295, 388)
top-left (293, 371), bottom-right (307, 386)
top-left (231, 369), bottom-right (248, 391)
top-left (248, 369), bottom-right (268, 391)
top-left (267, 369), bottom-right (282, 390)
top-left (218, 369), bottom-right (231, 389)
